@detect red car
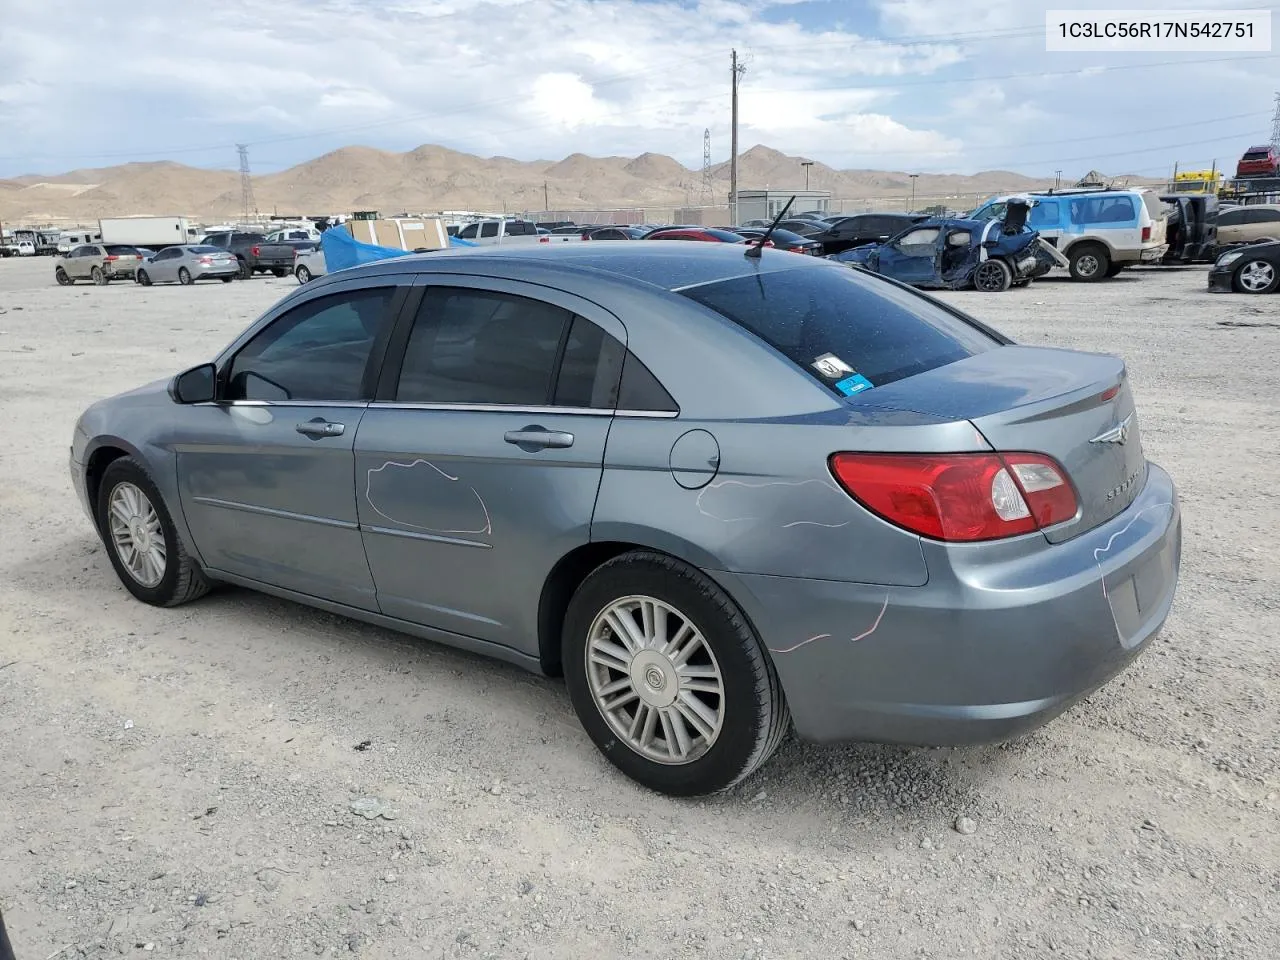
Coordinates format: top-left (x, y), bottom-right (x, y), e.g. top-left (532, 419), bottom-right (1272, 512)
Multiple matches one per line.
top-left (642, 227), bottom-right (765, 244)
top-left (1236, 145), bottom-right (1279, 178)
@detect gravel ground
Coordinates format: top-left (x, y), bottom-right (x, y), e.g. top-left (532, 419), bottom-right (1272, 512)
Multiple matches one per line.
top-left (1, 255), bottom-right (1277, 959)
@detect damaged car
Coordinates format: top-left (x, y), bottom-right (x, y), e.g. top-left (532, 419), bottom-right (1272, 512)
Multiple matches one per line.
top-left (832, 201), bottom-right (1067, 292)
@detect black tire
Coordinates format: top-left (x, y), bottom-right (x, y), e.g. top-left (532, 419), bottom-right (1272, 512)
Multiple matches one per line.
top-left (137, 269), bottom-right (152, 286)
top-left (55, 267), bottom-right (73, 286)
top-left (1233, 257), bottom-right (1280, 294)
top-left (91, 265), bottom-right (108, 285)
top-left (1104, 262), bottom-right (1126, 278)
top-left (272, 268), bottom-right (288, 278)
top-left (177, 267), bottom-right (193, 285)
top-left (562, 551), bottom-right (789, 796)
top-left (95, 457), bottom-right (211, 607)
top-left (1068, 242), bottom-right (1110, 281)
top-left (295, 265), bottom-right (312, 283)
top-left (238, 259), bottom-right (251, 280)
top-left (221, 276), bottom-right (234, 283)
top-left (972, 258), bottom-right (1013, 292)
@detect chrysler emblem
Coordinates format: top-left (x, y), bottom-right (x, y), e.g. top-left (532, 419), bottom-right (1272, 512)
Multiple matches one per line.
top-left (1090, 413), bottom-right (1132, 445)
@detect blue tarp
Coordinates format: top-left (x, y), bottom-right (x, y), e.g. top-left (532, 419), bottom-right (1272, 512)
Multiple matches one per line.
top-left (320, 224), bottom-right (477, 272)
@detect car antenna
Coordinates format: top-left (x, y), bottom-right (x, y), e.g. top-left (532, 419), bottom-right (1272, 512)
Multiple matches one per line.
top-left (745, 195), bottom-right (795, 259)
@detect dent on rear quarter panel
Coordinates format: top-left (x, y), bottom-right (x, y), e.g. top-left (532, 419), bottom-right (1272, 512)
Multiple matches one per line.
top-left (594, 409), bottom-right (991, 587)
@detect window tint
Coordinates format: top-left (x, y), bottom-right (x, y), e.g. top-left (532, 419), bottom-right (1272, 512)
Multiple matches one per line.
top-left (480, 222), bottom-right (499, 238)
top-left (188, 245), bottom-right (222, 254)
top-left (105, 245), bottom-right (139, 255)
top-left (618, 351), bottom-right (678, 412)
top-left (680, 266), bottom-right (998, 394)
top-left (226, 288), bottom-right (395, 402)
top-left (395, 288), bottom-right (570, 406)
top-left (1218, 208), bottom-right (1245, 226)
top-left (458, 224), bottom-right (478, 239)
top-left (553, 317), bottom-right (625, 409)
top-left (156, 248), bottom-right (180, 260)
top-left (1071, 195), bottom-right (1136, 225)
top-left (1029, 201), bottom-right (1059, 226)
top-left (1245, 208), bottom-right (1280, 224)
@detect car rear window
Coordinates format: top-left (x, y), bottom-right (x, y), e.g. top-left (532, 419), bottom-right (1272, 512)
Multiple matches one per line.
top-left (679, 265), bottom-right (999, 395)
top-left (1140, 192), bottom-right (1164, 221)
top-left (105, 245), bottom-right (140, 255)
top-left (189, 245), bottom-right (221, 254)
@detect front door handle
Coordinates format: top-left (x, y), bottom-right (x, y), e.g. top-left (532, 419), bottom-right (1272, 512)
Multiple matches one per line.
top-left (504, 426), bottom-right (574, 450)
top-left (296, 419), bottom-right (345, 438)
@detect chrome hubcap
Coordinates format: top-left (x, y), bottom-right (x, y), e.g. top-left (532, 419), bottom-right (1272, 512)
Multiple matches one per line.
top-left (107, 482), bottom-right (166, 588)
top-left (585, 596), bottom-right (724, 765)
top-left (1240, 261), bottom-right (1275, 291)
top-left (1077, 255), bottom-right (1099, 276)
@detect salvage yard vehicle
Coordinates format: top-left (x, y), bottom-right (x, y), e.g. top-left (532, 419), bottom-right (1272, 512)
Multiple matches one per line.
top-left (969, 188), bottom-right (1168, 281)
top-left (733, 227), bottom-right (822, 254)
top-left (455, 219), bottom-right (581, 246)
top-left (834, 204), bottom-right (1067, 291)
top-left (135, 245), bottom-right (239, 285)
top-left (1208, 240), bottom-right (1280, 294)
top-left (200, 230), bottom-right (296, 278)
top-left (1159, 193), bottom-right (1219, 264)
top-left (1235, 144), bottom-right (1280, 178)
top-left (294, 244), bottom-right (327, 283)
top-left (70, 243), bottom-right (1181, 797)
top-left (54, 243), bottom-right (144, 284)
top-left (642, 226), bottom-right (753, 243)
top-left (815, 213), bottom-right (928, 255)
top-left (1214, 204), bottom-right (1280, 248)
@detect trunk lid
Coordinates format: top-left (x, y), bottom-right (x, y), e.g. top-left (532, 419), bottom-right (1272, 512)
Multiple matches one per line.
top-left (850, 345), bottom-right (1146, 542)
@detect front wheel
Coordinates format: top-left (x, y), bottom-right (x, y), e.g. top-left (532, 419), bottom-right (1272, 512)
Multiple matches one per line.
top-left (1234, 257), bottom-right (1279, 294)
top-left (972, 258), bottom-right (1013, 292)
top-left (295, 265), bottom-right (312, 283)
top-left (563, 551), bottom-right (789, 796)
top-left (137, 269), bottom-right (152, 286)
top-left (177, 267), bottom-right (193, 285)
top-left (95, 457), bottom-right (211, 607)
top-left (91, 266), bottom-right (108, 285)
top-left (55, 267), bottom-right (73, 286)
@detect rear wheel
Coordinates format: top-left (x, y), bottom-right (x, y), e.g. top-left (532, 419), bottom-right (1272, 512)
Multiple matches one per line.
top-left (221, 276), bottom-right (234, 283)
top-left (1068, 242), bottom-right (1109, 281)
top-left (95, 457), bottom-right (211, 607)
top-left (55, 267), bottom-right (72, 286)
top-left (272, 267), bottom-right (288, 277)
top-left (295, 265), bottom-right (312, 283)
top-left (238, 259), bottom-right (251, 280)
top-left (972, 258), bottom-right (1013, 292)
top-left (136, 269), bottom-right (152, 286)
top-left (177, 267), bottom-right (193, 285)
top-left (563, 551), bottom-right (789, 796)
top-left (91, 266), bottom-right (108, 285)
top-left (1234, 257), bottom-right (1279, 294)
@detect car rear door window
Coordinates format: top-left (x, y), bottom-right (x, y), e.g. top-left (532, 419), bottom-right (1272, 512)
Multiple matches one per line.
top-left (480, 222), bottom-right (499, 239)
top-left (225, 288), bottom-right (396, 402)
top-left (680, 264), bottom-right (998, 393)
top-left (394, 288), bottom-right (570, 406)
top-left (552, 317), bottom-right (626, 409)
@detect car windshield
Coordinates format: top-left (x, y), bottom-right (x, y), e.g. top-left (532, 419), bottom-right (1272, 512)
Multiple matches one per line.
top-left (679, 265), bottom-right (998, 393)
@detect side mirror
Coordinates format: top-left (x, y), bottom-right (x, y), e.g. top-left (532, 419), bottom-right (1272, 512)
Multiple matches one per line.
top-left (170, 363), bottom-right (217, 404)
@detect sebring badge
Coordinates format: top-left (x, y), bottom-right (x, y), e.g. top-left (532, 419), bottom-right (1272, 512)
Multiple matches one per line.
top-left (1090, 413), bottom-right (1132, 445)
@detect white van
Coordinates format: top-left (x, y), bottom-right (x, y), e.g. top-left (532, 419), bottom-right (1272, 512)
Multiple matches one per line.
top-left (969, 188), bottom-right (1169, 280)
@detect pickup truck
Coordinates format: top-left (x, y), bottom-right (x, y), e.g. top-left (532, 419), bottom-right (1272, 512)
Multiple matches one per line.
top-left (200, 231), bottom-right (300, 278)
top-left (453, 219), bottom-right (580, 246)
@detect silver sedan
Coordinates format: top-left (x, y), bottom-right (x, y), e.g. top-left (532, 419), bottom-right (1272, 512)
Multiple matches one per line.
top-left (136, 245), bottom-right (239, 285)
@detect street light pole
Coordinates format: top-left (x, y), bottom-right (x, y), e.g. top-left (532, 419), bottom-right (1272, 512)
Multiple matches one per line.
top-left (908, 174), bottom-right (919, 212)
top-left (801, 160), bottom-right (814, 191)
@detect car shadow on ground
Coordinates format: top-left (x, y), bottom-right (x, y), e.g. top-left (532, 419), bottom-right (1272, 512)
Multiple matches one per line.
top-left (16, 535), bottom-right (1024, 818)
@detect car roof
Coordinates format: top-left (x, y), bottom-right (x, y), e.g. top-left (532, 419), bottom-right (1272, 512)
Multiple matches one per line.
top-left (320, 239), bottom-right (832, 293)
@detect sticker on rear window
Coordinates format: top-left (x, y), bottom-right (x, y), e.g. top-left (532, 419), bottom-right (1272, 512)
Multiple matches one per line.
top-left (811, 353), bottom-right (854, 379)
top-left (834, 373), bottom-right (874, 396)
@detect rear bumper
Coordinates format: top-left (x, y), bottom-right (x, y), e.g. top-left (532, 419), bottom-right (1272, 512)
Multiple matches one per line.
top-left (715, 463), bottom-right (1181, 746)
top-left (254, 257), bottom-right (294, 270)
top-left (1207, 268), bottom-right (1234, 292)
top-left (197, 262), bottom-right (239, 278)
top-left (1139, 245), bottom-right (1168, 263)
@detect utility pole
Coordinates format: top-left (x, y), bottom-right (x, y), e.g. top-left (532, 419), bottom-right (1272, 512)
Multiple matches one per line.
top-left (1055, 169), bottom-right (1063, 190)
top-left (801, 160), bottom-right (814, 191)
top-left (1271, 91), bottom-right (1280, 149)
top-left (730, 49), bottom-right (745, 224)
top-left (543, 181), bottom-right (549, 213)
top-left (908, 173), bottom-right (918, 212)
top-left (236, 144), bottom-right (257, 224)
top-left (701, 128), bottom-right (713, 204)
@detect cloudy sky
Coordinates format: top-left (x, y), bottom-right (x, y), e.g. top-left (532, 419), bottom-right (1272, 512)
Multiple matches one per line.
top-left (0, 0), bottom-right (1275, 178)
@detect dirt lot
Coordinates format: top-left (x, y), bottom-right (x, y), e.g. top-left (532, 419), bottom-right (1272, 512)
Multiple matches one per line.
top-left (1, 254), bottom-right (1277, 959)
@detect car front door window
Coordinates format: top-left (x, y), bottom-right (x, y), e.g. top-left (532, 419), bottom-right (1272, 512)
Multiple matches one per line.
top-left (225, 288), bottom-right (397, 402)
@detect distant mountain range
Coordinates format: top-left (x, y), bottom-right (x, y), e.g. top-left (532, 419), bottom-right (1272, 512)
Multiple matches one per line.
top-left (0, 143), bottom-right (1099, 224)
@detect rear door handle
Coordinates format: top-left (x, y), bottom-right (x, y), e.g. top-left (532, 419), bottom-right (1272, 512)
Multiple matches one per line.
top-left (504, 426), bottom-right (574, 450)
top-left (296, 419), bottom-right (345, 438)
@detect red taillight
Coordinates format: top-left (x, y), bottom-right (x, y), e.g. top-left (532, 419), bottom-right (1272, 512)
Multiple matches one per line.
top-left (105, 254), bottom-right (118, 261)
top-left (1099, 385), bottom-right (1120, 403)
top-left (1141, 226), bottom-right (1151, 242)
top-left (829, 452), bottom-right (1077, 542)
top-left (538, 236), bottom-right (549, 243)
top-left (251, 245), bottom-right (260, 256)
top-left (199, 256), bottom-right (213, 264)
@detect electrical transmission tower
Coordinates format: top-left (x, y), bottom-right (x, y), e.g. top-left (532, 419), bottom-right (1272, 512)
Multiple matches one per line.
top-left (700, 129), bottom-right (713, 204)
top-left (1271, 92), bottom-right (1280, 150)
top-left (236, 144), bottom-right (257, 223)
